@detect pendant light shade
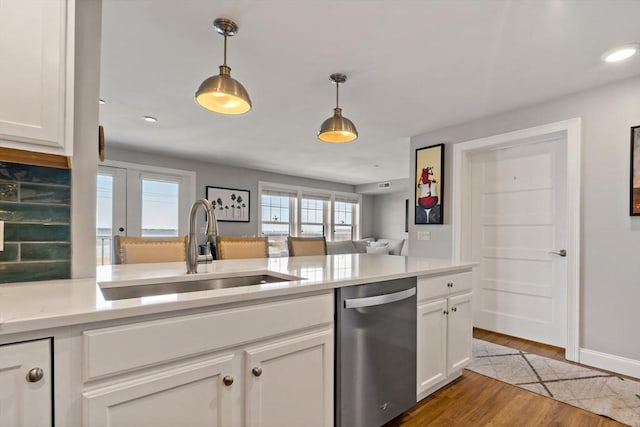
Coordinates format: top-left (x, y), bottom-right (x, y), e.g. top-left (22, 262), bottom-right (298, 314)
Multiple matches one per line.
top-left (318, 73), bottom-right (358, 143)
top-left (195, 18), bottom-right (252, 115)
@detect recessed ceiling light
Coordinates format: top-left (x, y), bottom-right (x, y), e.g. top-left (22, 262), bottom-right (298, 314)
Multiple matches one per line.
top-left (602, 44), bottom-right (639, 63)
top-left (99, 99), bottom-right (105, 104)
top-left (143, 116), bottom-right (158, 123)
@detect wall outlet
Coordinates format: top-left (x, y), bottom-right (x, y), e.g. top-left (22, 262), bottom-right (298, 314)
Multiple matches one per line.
top-left (417, 231), bottom-right (431, 241)
top-left (0, 220), bottom-right (4, 251)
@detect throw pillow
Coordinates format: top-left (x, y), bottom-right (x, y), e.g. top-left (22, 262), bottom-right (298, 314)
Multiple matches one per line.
top-left (366, 246), bottom-right (390, 255)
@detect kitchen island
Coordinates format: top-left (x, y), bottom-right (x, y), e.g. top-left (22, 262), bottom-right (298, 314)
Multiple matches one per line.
top-left (0, 254), bottom-right (474, 426)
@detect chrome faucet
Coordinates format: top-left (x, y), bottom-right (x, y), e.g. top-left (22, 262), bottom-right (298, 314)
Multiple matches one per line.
top-left (186, 198), bottom-right (218, 274)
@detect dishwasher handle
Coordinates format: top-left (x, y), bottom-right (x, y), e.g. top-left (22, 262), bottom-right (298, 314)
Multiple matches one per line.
top-left (344, 287), bottom-right (416, 309)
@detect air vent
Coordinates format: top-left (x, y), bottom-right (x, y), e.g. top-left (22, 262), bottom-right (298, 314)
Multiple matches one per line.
top-left (378, 182), bottom-right (391, 189)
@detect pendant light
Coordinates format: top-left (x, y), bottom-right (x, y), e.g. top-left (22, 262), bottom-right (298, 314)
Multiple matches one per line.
top-left (195, 18), bottom-right (252, 115)
top-left (318, 73), bottom-right (358, 143)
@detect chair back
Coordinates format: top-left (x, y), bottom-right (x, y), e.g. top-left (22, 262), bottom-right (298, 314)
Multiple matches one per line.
top-left (114, 236), bottom-right (187, 264)
top-left (216, 236), bottom-right (269, 260)
top-left (287, 236), bottom-right (327, 256)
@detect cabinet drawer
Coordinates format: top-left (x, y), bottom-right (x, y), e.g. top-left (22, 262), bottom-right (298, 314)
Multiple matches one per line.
top-left (417, 272), bottom-right (472, 302)
top-left (83, 292), bottom-right (333, 381)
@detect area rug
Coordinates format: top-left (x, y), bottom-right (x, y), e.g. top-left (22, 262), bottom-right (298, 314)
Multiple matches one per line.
top-left (467, 339), bottom-right (640, 427)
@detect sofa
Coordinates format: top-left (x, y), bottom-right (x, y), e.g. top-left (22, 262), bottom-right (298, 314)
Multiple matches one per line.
top-left (326, 237), bottom-right (407, 256)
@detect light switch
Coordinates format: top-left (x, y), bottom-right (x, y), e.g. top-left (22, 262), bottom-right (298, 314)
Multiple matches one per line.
top-left (0, 220), bottom-right (4, 251)
top-left (417, 231), bottom-right (431, 241)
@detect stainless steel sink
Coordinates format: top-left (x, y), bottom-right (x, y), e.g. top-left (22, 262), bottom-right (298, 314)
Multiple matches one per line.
top-left (99, 273), bottom-right (301, 301)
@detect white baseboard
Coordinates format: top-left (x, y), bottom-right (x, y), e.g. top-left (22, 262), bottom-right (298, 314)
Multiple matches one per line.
top-left (579, 348), bottom-right (640, 379)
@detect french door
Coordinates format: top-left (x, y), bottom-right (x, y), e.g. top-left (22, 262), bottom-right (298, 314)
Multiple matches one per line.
top-left (96, 163), bottom-right (195, 265)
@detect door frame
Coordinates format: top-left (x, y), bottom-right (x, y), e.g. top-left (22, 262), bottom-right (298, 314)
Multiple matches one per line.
top-left (451, 118), bottom-right (581, 362)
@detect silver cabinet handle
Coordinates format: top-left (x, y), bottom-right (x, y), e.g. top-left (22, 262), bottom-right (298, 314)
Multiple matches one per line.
top-left (252, 367), bottom-right (262, 377)
top-left (549, 249), bottom-right (567, 257)
top-left (26, 367), bottom-right (44, 383)
top-left (344, 288), bottom-right (416, 309)
top-left (222, 376), bottom-right (234, 386)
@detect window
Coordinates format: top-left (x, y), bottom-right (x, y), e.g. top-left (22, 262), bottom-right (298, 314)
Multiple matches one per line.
top-left (300, 197), bottom-right (327, 237)
top-left (261, 191), bottom-right (295, 256)
top-left (141, 178), bottom-right (179, 237)
top-left (259, 182), bottom-right (360, 253)
top-left (96, 174), bottom-right (114, 265)
top-left (333, 200), bottom-right (357, 241)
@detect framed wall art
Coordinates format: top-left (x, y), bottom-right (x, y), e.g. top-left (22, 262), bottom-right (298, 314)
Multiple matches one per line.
top-left (415, 143), bottom-right (444, 224)
top-left (631, 125), bottom-right (640, 216)
top-left (206, 186), bottom-right (250, 222)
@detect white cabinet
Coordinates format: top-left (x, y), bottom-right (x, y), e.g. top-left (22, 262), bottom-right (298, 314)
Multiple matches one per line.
top-left (417, 299), bottom-right (447, 393)
top-left (0, 339), bottom-right (52, 427)
top-left (417, 271), bottom-right (473, 399)
top-left (0, 0), bottom-right (74, 156)
top-left (245, 329), bottom-right (333, 427)
top-left (81, 292), bottom-right (334, 427)
top-left (83, 355), bottom-right (236, 427)
top-left (447, 292), bottom-right (473, 374)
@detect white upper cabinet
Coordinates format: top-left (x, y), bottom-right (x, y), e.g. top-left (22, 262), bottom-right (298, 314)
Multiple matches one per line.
top-left (0, 0), bottom-right (74, 156)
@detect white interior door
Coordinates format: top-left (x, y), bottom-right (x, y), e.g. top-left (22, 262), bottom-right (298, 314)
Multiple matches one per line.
top-left (471, 138), bottom-right (567, 347)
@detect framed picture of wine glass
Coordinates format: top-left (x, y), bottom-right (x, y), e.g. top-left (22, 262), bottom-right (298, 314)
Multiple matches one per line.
top-left (415, 143), bottom-right (444, 224)
top-left (206, 186), bottom-right (250, 222)
top-left (631, 126), bottom-right (640, 216)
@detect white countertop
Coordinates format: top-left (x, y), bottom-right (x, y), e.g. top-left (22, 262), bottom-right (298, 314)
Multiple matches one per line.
top-left (0, 254), bottom-right (474, 336)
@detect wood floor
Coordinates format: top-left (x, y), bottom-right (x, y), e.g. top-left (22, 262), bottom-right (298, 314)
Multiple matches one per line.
top-left (385, 328), bottom-right (627, 427)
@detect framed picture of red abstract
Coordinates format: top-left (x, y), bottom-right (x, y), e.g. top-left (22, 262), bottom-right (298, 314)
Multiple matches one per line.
top-left (631, 126), bottom-right (640, 216)
top-left (415, 143), bottom-right (444, 224)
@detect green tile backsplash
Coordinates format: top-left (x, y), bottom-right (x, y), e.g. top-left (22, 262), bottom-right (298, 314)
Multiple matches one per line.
top-left (0, 161), bottom-right (71, 284)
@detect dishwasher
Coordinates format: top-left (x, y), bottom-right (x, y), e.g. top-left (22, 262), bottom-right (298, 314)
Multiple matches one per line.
top-left (335, 277), bottom-right (417, 427)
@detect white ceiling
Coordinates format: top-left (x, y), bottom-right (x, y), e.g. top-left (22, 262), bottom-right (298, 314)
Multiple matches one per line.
top-left (100, 0), bottom-right (640, 185)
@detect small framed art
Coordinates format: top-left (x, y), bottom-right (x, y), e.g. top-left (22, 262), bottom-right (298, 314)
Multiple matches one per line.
top-left (415, 143), bottom-right (444, 224)
top-left (206, 186), bottom-right (250, 222)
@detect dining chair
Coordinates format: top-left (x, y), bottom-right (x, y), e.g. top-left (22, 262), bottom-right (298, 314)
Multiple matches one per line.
top-left (287, 236), bottom-right (327, 256)
top-left (216, 236), bottom-right (269, 260)
top-left (114, 236), bottom-right (187, 264)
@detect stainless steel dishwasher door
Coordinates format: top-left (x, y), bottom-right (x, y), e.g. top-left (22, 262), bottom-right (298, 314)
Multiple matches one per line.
top-left (335, 277), bottom-right (417, 427)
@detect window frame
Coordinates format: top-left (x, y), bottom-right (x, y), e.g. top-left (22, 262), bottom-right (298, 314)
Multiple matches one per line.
top-left (258, 181), bottom-right (361, 242)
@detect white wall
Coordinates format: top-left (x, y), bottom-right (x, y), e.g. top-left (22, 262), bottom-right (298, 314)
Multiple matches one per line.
top-left (106, 146), bottom-right (362, 236)
top-left (359, 194), bottom-right (375, 238)
top-left (372, 192), bottom-right (409, 240)
top-left (409, 75), bottom-right (640, 362)
top-left (71, 0), bottom-right (101, 278)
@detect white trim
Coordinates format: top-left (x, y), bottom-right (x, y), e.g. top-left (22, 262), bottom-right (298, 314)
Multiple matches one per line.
top-left (452, 118), bottom-right (582, 362)
top-left (579, 348), bottom-right (640, 379)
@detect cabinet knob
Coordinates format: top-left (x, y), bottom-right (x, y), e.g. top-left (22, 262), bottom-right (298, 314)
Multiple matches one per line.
top-left (222, 376), bottom-right (234, 386)
top-left (451, 306), bottom-right (457, 312)
top-left (252, 367), bottom-right (263, 377)
top-left (443, 310), bottom-right (449, 315)
top-left (26, 367), bottom-right (44, 383)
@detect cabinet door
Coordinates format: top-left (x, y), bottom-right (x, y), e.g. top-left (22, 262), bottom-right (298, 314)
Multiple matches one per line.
top-left (416, 299), bottom-right (448, 395)
top-left (0, 339), bottom-right (52, 427)
top-left (83, 355), bottom-right (236, 427)
top-left (447, 292), bottom-right (473, 375)
top-left (244, 328), bottom-right (333, 427)
top-left (0, 0), bottom-right (73, 154)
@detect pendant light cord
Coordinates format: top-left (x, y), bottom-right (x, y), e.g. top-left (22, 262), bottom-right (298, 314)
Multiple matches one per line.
top-left (335, 81), bottom-right (339, 109)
